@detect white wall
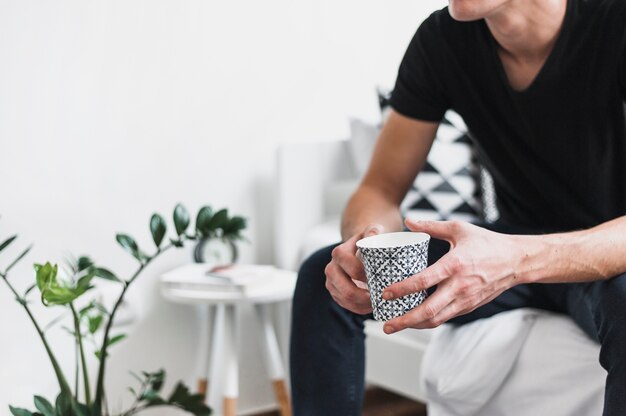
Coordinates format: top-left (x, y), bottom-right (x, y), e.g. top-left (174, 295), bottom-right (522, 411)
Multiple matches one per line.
top-left (0, 0), bottom-right (446, 414)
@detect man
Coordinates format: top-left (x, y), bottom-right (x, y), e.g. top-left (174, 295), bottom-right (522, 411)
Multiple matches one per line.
top-left (290, 0), bottom-right (626, 414)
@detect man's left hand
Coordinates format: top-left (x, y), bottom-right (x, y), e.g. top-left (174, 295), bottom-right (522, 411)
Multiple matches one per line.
top-left (382, 218), bottom-right (525, 334)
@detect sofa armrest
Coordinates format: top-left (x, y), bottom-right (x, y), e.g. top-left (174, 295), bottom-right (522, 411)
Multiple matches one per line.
top-left (274, 140), bottom-right (356, 270)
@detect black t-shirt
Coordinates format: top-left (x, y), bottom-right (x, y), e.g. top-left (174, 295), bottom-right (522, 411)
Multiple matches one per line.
top-left (390, 0), bottom-right (626, 231)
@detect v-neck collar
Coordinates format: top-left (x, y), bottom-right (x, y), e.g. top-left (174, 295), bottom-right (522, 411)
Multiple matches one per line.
top-left (481, 0), bottom-right (574, 96)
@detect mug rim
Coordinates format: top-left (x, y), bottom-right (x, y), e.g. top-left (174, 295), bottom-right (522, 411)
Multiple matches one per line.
top-left (356, 231), bottom-right (430, 249)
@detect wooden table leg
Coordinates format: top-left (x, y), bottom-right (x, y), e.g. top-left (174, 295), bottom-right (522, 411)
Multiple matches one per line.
top-left (256, 304), bottom-right (292, 416)
top-left (272, 379), bottom-right (292, 416)
top-left (222, 304), bottom-right (239, 416)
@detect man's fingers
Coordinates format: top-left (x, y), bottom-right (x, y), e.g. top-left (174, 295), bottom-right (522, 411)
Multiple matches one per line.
top-left (325, 261), bottom-right (372, 312)
top-left (405, 218), bottom-right (462, 244)
top-left (384, 287), bottom-right (454, 333)
top-left (332, 244), bottom-right (366, 282)
top-left (333, 223), bottom-right (384, 282)
top-left (382, 259), bottom-right (450, 300)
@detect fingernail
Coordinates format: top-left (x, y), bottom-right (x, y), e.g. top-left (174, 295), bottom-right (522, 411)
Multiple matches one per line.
top-left (384, 324), bottom-right (396, 334)
top-left (382, 291), bottom-right (393, 300)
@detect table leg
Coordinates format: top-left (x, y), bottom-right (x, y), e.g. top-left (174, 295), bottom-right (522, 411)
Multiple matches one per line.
top-left (255, 304), bottom-right (292, 416)
top-left (195, 305), bottom-right (217, 398)
top-left (222, 304), bottom-right (238, 416)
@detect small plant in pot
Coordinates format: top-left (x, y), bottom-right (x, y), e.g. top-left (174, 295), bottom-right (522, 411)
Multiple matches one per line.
top-left (1, 203), bottom-right (246, 416)
top-left (193, 208), bottom-right (247, 266)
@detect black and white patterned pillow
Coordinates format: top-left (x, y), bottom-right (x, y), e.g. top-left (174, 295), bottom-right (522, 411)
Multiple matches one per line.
top-left (401, 112), bottom-right (482, 222)
top-left (348, 91), bottom-right (497, 223)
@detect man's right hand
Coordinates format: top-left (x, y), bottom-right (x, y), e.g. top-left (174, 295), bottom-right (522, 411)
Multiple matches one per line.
top-left (324, 224), bottom-right (384, 314)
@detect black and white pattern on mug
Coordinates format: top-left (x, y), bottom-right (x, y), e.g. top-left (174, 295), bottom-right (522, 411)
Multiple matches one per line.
top-left (360, 239), bottom-right (429, 321)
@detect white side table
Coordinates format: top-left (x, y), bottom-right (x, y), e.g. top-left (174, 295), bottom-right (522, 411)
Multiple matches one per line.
top-left (161, 264), bottom-right (296, 416)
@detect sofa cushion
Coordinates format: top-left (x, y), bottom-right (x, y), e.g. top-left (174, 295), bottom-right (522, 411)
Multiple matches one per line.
top-left (423, 309), bottom-right (604, 416)
top-left (348, 112), bottom-right (484, 222)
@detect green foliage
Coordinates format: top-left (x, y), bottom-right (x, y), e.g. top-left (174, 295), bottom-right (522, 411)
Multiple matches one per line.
top-left (115, 234), bottom-right (148, 263)
top-left (0, 235), bottom-right (17, 252)
top-left (173, 204), bottom-right (190, 236)
top-left (149, 214), bottom-right (167, 248)
top-left (9, 406), bottom-right (36, 416)
top-left (195, 206), bottom-right (247, 241)
top-left (33, 396), bottom-right (54, 416)
top-left (1, 206), bottom-right (223, 415)
top-left (94, 267), bottom-right (120, 283)
top-left (54, 393), bottom-right (71, 416)
top-left (35, 263), bottom-right (95, 306)
top-left (88, 315), bottom-right (104, 334)
top-left (125, 370), bottom-right (210, 416)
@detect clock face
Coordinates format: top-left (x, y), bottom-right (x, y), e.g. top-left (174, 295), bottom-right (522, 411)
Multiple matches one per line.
top-left (194, 238), bottom-right (237, 266)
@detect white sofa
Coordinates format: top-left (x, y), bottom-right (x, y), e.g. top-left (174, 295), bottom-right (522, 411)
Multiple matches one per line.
top-left (275, 138), bottom-right (606, 415)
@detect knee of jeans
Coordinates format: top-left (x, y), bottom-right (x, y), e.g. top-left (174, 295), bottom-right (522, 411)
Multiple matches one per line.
top-left (298, 244), bottom-right (337, 279)
top-left (293, 244), bottom-right (339, 300)
top-left (591, 273), bottom-right (626, 343)
top-left (597, 273), bottom-right (626, 313)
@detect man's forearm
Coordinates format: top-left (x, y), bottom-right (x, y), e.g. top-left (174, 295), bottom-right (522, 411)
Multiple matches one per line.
top-left (341, 185), bottom-right (404, 241)
top-left (517, 215), bottom-right (626, 283)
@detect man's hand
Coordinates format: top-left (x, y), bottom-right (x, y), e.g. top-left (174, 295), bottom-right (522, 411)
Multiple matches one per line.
top-left (382, 219), bottom-right (525, 333)
top-left (325, 224), bottom-right (385, 314)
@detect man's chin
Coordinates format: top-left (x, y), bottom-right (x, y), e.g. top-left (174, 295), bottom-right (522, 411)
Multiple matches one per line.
top-left (448, 0), bottom-right (499, 22)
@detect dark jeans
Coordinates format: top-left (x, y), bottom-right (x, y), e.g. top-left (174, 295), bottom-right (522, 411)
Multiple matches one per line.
top-left (289, 222), bottom-right (626, 416)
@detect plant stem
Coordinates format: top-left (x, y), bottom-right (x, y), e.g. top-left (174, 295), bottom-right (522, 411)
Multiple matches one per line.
top-left (92, 244), bottom-right (176, 415)
top-left (0, 272), bottom-right (74, 398)
top-left (74, 337), bottom-right (79, 401)
top-left (71, 302), bottom-right (92, 405)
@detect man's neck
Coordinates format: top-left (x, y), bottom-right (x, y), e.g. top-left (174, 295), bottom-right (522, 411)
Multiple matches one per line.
top-left (485, 0), bottom-right (568, 61)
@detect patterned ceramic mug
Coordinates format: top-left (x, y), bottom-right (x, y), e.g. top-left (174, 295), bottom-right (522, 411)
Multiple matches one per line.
top-left (356, 232), bottom-right (430, 321)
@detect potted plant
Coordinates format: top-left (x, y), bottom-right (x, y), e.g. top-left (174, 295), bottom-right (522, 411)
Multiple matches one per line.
top-left (192, 207), bottom-right (247, 266)
top-left (1, 203), bottom-right (245, 416)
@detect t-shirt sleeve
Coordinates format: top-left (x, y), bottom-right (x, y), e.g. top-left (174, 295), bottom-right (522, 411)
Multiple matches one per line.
top-left (389, 13), bottom-right (450, 122)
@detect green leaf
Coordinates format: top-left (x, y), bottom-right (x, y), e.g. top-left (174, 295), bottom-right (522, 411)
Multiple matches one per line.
top-left (167, 382), bottom-right (211, 416)
top-left (5, 245), bottom-right (32, 273)
top-left (116, 233), bottom-right (138, 255)
top-left (173, 204), bottom-right (190, 236)
top-left (150, 214), bottom-right (167, 248)
top-left (76, 256), bottom-right (94, 272)
top-left (222, 216), bottom-right (247, 238)
top-left (9, 406), bottom-right (34, 416)
top-left (107, 333), bottom-right (126, 347)
top-left (88, 315), bottom-right (103, 334)
top-left (195, 206), bottom-right (213, 236)
top-left (54, 392), bottom-right (71, 416)
top-left (94, 302), bottom-right (109, 315)
top-left (0, 235), bottom-right (17, 252)
top-left (205, 208), bottom-right (228, 233)
top-left (74, 403), bottom-right (90, 416)
top-left (129, 371), bottom-right (144, 384)
top-left (23, 284), bottom-right (37, 298)
top-left (79, 302), bottom-right (95, 316)
top-left (35, 263), bottom-right (57, 291)
top-left (140, 389), bottom-right (163, 402)
top-left (94, 267), bottom-right (121, 283)
top-left (116, 234), bottom-right (147, 262)
top-left (76, 269), bottom-right (96, 293)
top-left (35, 263), bottom-right (93, 306)
top-left (149, 369), bottom-right (165, 392)
top-left (33, 396), bottom-right (54, 416)
top-left (170, 238), bottom-right (184, 248)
